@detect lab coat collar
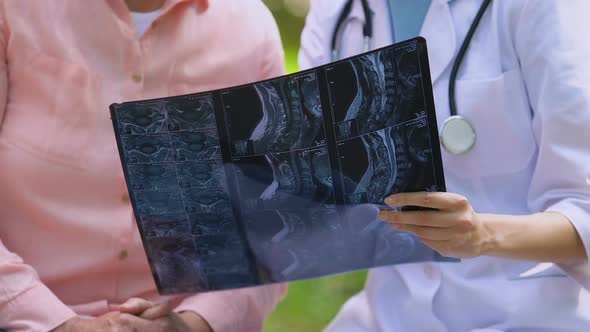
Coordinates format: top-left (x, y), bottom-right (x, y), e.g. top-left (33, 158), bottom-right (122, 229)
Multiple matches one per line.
top-left (419, 0), bottom-right (457, 83)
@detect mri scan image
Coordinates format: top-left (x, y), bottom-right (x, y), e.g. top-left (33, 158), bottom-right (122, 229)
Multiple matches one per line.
top-left (182, 188), bottom-right (233, 214)
top-left (189, 213), bottom-right (239, 237)
top-left (140, 214), bottom-right (191, 238)
top-left (121, 134), bottom-right (174, 164)
top-left (171, 129), bottom-right (221, 161)
top-left (146, 236), bottom-right (205, 294)
top-left (176, 160), bottom-right (227, 190)
top-left (112, 39), bottom-right (449, 294)
top-left (337, 119), bottom-right (436, 205)
top-left (127, 163), bottom-right (179, 191)
top-left (134, 190), bottom-right (184, 215)
top-left (242, 208), bottom-right (346, 281)
top-left (327, 45), bottom-right (425, 141)
top-left (233, 147), bottom-right (334, 211)
top-left (193, 232), bottom-right (256, 290)
top-left (117, 102), bottom-right (167, 135)
top-left (223, 72), bottom-right (325, 157)
top-left (165, 95), bottom-right (216, 132)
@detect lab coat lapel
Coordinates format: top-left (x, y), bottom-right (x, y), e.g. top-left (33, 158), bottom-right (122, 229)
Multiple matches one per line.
top-left (420, 0), bottom-right (457, 83)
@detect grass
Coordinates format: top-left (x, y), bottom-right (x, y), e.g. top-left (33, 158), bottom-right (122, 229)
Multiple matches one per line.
top-left (262, 51), bottom-right (368, 332)
top-left (264, 271), bottom-right (368, 332)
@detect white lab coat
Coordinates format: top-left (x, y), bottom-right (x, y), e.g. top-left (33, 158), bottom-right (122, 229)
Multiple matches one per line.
top-left (299, 0), bottom-right (590, 331)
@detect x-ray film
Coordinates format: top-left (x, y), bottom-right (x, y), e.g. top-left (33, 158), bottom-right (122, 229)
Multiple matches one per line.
top-left (111, 38), bottom-right (451, 295)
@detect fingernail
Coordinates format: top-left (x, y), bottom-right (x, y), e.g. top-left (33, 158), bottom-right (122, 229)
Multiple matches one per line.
top-left (384, 196), bottom-right (398, 206)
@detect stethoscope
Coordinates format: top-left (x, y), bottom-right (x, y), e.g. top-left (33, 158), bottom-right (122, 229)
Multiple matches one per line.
top-left (331, 0), bottom-right (493, 155)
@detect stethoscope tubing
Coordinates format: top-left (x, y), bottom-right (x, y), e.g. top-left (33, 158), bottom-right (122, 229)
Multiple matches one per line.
top-left (331, 0), bottom-right (492, 117)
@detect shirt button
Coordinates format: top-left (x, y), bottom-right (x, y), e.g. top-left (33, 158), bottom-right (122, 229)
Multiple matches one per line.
top-left (132, 73), bottom-right (143, 83)
top-left (121, 193), bottom-right (131, 203)
top-left (118, 250), bottom-right (129, 261)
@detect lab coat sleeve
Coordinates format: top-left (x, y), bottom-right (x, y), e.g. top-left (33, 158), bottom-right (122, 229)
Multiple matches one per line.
top-left (0, 10), bottom-right (77, 331)
top-left (298, 0), bottom-right (333, 70)
top-left (515, 0), bottom-right (590, 288)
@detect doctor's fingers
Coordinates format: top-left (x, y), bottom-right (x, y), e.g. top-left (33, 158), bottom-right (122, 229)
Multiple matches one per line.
top-left (388, 223), bottom-right (461, 241)
top-left (378, 210), bottom-right (473, 229)
top-left (384, 192), bottom-right (469, 211)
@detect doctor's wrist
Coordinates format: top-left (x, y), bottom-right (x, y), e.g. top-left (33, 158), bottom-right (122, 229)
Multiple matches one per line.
top-left (477, 213), bottom-right (508, 257)
top-left (476, 212), bottom-right (587, 263)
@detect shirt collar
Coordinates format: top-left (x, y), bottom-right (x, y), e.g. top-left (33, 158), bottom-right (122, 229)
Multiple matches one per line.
top-left (162, 0), bottom-right (209, 12)
top-left (107, 0), bottom-right (209, 17)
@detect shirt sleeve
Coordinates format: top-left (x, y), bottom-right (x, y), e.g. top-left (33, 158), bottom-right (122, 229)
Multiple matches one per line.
top-left (516, 0), bottom-right (590, 288)
top-left (0, 9), bottom-right (77, 331)
top-left (0, 242), bottom-right (77, 332)
top-left (174, 284), bottom-right (287, 332)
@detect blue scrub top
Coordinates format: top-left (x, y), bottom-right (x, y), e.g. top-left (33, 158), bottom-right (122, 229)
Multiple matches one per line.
top-left (388, 0), bottom-right (432, 42)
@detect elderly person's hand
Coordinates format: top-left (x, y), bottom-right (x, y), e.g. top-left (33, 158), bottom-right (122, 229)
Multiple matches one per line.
top-left (51, 298), bottom-right (212, 332)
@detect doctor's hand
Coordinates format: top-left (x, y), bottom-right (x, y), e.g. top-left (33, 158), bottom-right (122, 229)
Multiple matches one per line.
top-left (379, 192), bottom-right (494, 259)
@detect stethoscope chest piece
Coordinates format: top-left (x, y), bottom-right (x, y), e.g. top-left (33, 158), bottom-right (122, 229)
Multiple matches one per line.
top-left (440, 115), bottom-right (476, 155)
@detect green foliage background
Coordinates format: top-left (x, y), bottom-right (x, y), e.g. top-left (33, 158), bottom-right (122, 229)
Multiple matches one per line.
top-left (261, 2), bottom-right (368, 331)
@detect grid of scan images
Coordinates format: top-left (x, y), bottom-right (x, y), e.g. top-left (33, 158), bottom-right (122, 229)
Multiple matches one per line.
top-left (114, 95), bottom-right (256, 294)
top-left (112, 39), bottom-right (452, 294)
top-left (220, 72), bottom-right (345, 282)
top-left (326, 41), bottom-right (439, 206)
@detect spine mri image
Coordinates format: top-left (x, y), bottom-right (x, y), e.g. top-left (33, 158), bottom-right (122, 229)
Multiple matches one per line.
top-left (326, 43), bottom-right (438, 206)
top-left (222, 72), bottom-right (334, 211)
top-left (111, 39), bottom-right (449, 294)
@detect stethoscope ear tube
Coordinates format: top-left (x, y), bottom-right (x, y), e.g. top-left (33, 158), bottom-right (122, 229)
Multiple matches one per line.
top-left (331, 0), bottom-right (373, 62)
top-left (442, 0), bottom-right (492, 155)
top-left (448, 0), bottom-right (493, 117)
top-left (331, 0), bottom-right (492, 155)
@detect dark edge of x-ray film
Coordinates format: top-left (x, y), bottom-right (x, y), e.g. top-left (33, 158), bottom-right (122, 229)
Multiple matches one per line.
top-left (110, 37), bottom-right (455, 295)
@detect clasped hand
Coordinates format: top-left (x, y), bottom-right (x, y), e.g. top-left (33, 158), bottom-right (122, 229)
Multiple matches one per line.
top-left (379, 192), bottom-right (494, 258)
top-left (52, 298), bottom-right (212, 332)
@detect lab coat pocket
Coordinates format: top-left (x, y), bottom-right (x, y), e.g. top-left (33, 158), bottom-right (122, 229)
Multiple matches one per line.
top-left (442, 69), bottom-right (536, 178)
top-left (2, 46), bottom-right (101, 170)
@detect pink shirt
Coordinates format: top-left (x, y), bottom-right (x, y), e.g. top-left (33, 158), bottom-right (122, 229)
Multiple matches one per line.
top-left (0, 0), bottom-right (287, 331)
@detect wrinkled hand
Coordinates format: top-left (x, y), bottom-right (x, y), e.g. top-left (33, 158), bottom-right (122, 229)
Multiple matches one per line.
top-left (52, 298), bottom-right (212, 332)
top-left (379, 192), bottom-right (494, 258)
top-left (110, 297), bottom-right (211, 331)
top-left (109, 297), bottom-right (176, 320)
top-left (52, 312), bottom-right (182, 332)
top-left (52, 312), bottom-right (210, 332)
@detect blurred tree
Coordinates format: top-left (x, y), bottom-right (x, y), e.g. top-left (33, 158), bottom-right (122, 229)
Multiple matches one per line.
top-left (263, 0), bottom-right (310, 72)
